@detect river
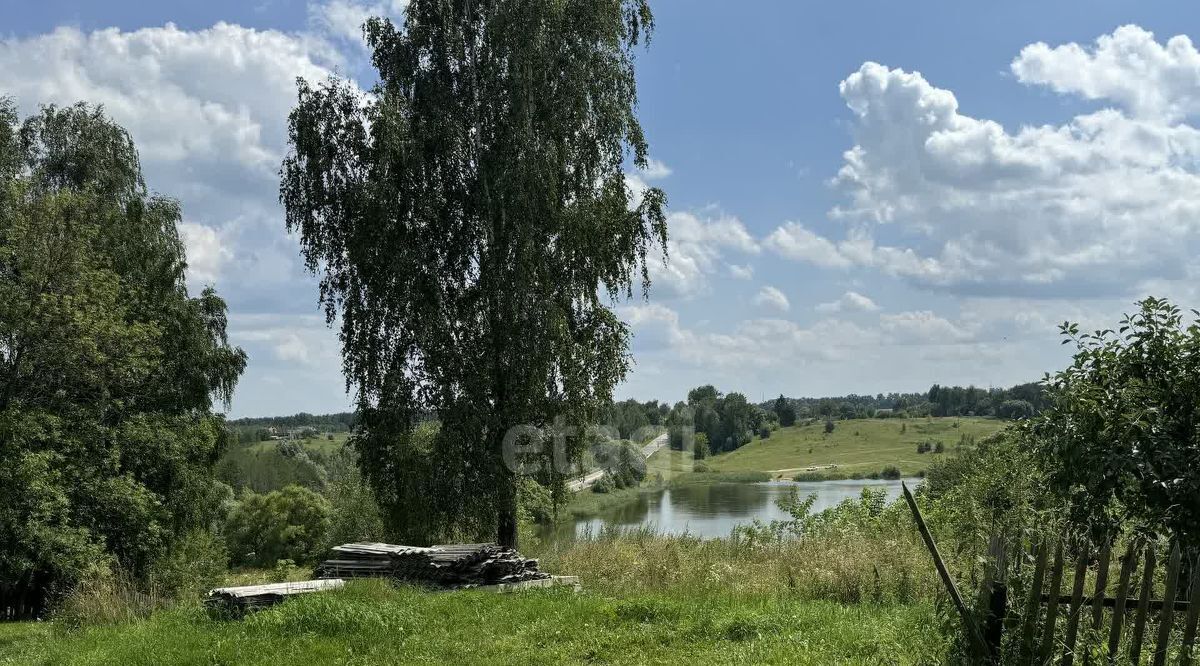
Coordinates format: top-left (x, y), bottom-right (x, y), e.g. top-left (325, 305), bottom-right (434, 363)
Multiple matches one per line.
top-left (544, 478), bottom-right (920, 540)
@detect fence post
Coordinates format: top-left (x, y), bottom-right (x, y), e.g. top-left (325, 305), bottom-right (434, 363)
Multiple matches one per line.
top-left (1038, 541), bottom-right (1066, 664)
top-left (1151, 543), bottom-right (1182, 666)
top-left (901, 482), bottom-right (992, 662)
top-left (1021, 539), bottom-right (1050, 663)
top-left (1061, 545), bottom-right (1090, 666)
top-left (1107, 542), bottom-right (1139, 661)
top-left (1181, 562), bottom-right (1200, 666)
top-left (1130, 545), bottom-right (1158, 664)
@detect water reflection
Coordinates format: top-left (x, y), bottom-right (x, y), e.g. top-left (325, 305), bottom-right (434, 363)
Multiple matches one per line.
top-left (543, 478), bottom-right (919, 541)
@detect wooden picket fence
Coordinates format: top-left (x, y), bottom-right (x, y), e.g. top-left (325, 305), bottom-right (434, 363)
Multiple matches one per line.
top-left (992, 538), bottom-right (1200, 665)
top-left (902, 484), bottom-right (1200, 664)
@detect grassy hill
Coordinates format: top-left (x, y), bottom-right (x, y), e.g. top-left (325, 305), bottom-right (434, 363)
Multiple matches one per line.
top-left (704, 417), bottom-right (1008, 479)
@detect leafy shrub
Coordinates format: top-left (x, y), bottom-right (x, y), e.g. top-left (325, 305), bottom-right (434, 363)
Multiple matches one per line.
top-left (758, 426), bottom-right (771, 439)
top-left (225, 485), bottom-right (331, 566)
top-left (518, 476), bottom-right (554, 525)
top-left (824, 420), bottom-right (835, 434)
top-left (148, 530), bottom-right (228, 598)
top-left (591, 440), bottom-right (646, 490)
top-left (880, 465), bottom-right (902, 480)
top-left (322, 450), bottom-right (386, 547)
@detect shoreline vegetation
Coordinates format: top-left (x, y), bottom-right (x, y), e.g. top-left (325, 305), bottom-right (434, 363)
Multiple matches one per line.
top-left (555, 416), bottom-right (1005, 521)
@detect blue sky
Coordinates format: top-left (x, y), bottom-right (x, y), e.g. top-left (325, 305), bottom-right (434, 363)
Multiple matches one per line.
top-left (4, 1), bottom-right (1200, 416)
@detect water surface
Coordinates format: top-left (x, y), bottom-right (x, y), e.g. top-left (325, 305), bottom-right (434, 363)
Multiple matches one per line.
top-left (547, 478), bottom-right (919, 541)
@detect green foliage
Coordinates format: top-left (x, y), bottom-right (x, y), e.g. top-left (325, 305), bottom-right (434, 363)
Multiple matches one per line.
top-left (517, 476), bottom-right (555, 525)
top-left (215, 442), bottom-right (328, 493)
top-left (0, 101), bottom-right (246, 616)
top-left (322, 449), bottom-right (387, 548)
top-left (281, 0), bottom-right (666, 548)
top-left (604, 399), bottom-right (667, 440)
top-left (1030, 297), bottom-right (1200, 546)
top-left (824, 419), bottom-right (835, 434)
top-left (225, 486), bottom-right (331, 567)
top-left (148, 530), bottom-right (228, 598)
top-left (773, 395), bottom-right (797, 426)
top-left (922, 429), bottom-right (1052, 550)
top-left (591, 440), bottom-right (647, 492)
top-left (675, 386), bottom-right (756, 454)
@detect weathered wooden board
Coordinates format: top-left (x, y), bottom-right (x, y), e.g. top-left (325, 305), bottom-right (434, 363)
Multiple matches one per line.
top-left (206, 579), bottom-right (346, 613)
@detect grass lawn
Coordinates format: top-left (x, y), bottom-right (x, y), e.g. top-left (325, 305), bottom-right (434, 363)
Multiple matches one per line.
top-left (706, 417), bottom-right (1007, 479)
top-left (0, 581), bottom-right (946, 665)
top-left (240, 432), bottom-right (352, 456)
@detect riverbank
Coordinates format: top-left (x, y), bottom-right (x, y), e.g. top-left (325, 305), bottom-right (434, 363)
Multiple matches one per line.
top-left (555, 416), bottom-right (1001, 523)
top-left (704, 417), bottom-right (1006, 480)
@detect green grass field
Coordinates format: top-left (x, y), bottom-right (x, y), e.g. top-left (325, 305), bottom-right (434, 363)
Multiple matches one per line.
top-left (0, 581), bottom-right (945, 665)
top-left (239, 432), bottom-right (352, 455)
top-left (703, 417), bottom-right (1007, 479)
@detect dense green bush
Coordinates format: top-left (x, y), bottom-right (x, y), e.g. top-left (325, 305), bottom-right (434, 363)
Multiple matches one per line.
top-left (225, 486), bottom-right (331, 567)
top-left (517, 477), bottom-right (554, 525)
top-left (147, 530), bottom-right (228, 598)
top-left (322, 450), bottom-right (386, 548)
top-left (1032, 297), bottom-right (1200, 545)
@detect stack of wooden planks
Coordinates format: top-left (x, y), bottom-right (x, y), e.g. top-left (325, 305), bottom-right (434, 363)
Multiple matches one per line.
top-left (314, 542), bottom-right (549, 587)
top-left (206, 579), bottom-right (345, 615)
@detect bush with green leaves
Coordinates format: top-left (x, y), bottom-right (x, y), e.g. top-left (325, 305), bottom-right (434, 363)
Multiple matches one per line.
top-left (322, 449), bottom-right (387, 548)
top-left (590, 440), bottom-right (646, 492)
top-left (1030, 297), bottom-right (1200, 545)
top-left (225, 486), bottom-right (331, 567)
top-left (147, 530), bottom-right (228, 598)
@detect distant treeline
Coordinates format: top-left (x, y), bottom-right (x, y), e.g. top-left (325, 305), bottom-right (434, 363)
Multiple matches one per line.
top-left (229, 412), bottom-right (358, 430)
top-left (226, 412), bottom-right (356, 444)
top-left (234, 383), bottom-right (1046, 447)
top-left (760, 382), bottom-right (1047, 420)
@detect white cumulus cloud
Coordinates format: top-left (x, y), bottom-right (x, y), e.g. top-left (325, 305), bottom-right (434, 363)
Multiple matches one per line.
top-left (753, 286), bottom-right (790, 312)
top-left (766, 30), bottom-right (1200, 298)
top-left (1012, 25), bottom-right (1200, 122)
top-left (178, 222), bottom-right (232, 285)
top-left (816, 291), bottom-right (879, 313)
top-left (650, 209), bottom-right (759, 298)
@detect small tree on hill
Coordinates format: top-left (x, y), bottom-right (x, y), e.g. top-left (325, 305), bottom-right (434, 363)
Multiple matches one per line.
top-left (773, 394), bottom-right (797, 427)
top-left (824, 419), bottom-right (836, 435)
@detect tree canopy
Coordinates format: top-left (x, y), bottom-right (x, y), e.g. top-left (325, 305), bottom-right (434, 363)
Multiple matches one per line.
top-left (280, 0), bottom-right (666, 546)
top-left (1029, 297), bottom-right (1200, 547)
top-left (0, 100), bottom-right (247, 617)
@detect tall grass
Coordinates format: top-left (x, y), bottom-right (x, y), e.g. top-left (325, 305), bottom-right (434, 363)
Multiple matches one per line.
top-left (535, 525), bottom-right (938, 604)
top-left (54, 574), bottom-right (174, 630)
top-left (6, 579), bottom-right (949, 665)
